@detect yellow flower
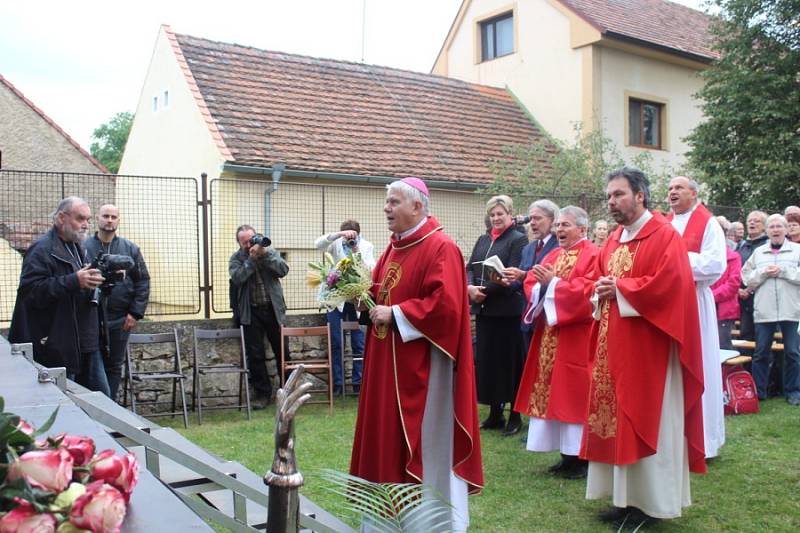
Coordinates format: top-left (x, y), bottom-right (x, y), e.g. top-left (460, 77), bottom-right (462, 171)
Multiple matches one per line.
top-left (336, 257), bottom-right (352, 272)
top-left (306, 270), bottom-right (322, 287)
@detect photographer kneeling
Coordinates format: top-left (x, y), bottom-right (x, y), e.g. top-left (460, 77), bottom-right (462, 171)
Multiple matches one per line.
top-left (230, 225), bottom-right (289, 408)
top-left (314, 220), bottom-right (375, 394)
top-left (85, 204), bottom-right (150, 402)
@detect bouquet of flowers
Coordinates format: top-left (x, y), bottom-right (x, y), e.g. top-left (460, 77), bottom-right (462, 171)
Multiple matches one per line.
top-left (306, 252), bottom-right (375, 310)
top-left (0, 396), bottom-right (138, 533)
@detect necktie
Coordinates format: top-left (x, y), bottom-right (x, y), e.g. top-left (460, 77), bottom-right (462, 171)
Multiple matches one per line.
top-left (535, 240), bottom-right (544, 255)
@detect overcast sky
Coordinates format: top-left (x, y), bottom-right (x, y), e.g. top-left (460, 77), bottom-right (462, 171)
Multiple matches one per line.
top-left (0, 0), bottom-right (706, 150)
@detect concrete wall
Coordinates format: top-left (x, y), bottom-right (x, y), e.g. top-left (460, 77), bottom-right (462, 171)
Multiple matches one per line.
top-left (596, 45), bottom-right (705, 170)
top-left (435, 0), bottom-right (584, 141)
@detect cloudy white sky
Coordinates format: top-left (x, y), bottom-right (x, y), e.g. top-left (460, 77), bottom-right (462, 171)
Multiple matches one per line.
top-left (0, 0), bottom-right (706, 150)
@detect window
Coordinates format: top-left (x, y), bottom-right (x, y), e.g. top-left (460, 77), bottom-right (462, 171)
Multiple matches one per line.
top-left (163, 89), bottom-right (169, 108)
top-left (152, 95), bottom-right (158, 112)
top-left (480, 12), bottom-right (513, 61)
top-left (628, 98), bottom-right (663, 149)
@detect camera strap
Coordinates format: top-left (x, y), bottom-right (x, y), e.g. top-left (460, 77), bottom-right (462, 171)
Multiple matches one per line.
top-left (64, 242), bottom-right (84, 270)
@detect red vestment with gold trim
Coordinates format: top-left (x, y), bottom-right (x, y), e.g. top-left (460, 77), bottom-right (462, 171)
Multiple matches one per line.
top-left (579, 212), bottom-right (707, 474)
top-left (513, 239), bottom-right (599, 423)
top-left (349, 216), bottom-right (484, 494)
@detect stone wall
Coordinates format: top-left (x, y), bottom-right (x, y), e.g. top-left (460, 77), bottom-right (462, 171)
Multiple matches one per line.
top-left (126, 313), bottom-right (334, 414)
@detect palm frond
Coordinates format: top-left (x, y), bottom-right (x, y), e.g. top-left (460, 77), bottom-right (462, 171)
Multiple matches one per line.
top-left (319, 469), bottom-right (456, 533)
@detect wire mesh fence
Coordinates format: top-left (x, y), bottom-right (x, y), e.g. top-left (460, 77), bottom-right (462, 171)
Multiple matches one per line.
top-left (1, 169), bottom-right (746, 323)
top-left (0, 170), bottom-right (199, 322)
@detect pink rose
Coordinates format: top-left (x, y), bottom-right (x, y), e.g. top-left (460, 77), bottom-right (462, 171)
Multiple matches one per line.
top-left (89, 450), bottom-right (139, 501)
top-left (69, 481), bottom-right (127, 533)
top-left (16, 419), bottom-right (35, 436)
top-left (59, 434), bottom-right (96, 466)
top-left (0, 504), bottom-right (57, 533)
top-left (7, 448), bottom-right (73, 492)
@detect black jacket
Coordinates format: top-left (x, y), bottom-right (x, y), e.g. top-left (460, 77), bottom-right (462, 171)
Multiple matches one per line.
top-left (84, 234), bottom-right (150, 320)
top-left (8, 228), bottom-right (95, 373)
top-left (467, 225), bottom-right (528, 317)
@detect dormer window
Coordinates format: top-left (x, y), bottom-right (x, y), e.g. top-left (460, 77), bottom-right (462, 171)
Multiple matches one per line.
top-left (480, 12), bottom-right (514, 61)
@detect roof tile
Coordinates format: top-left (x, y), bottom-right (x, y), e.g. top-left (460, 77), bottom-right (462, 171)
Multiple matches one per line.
top-left (173, 32), bottom-right (550, 185)
top-left (559, 0), bottom-right (718, 61)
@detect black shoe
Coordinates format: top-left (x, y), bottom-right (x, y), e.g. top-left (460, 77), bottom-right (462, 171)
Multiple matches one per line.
top-left (252, 395), bottom-right (272, 410)
top-left (597, 506), bottom-right (629, 523)
top-left (548, 457), bottom-right (567, 474)
top-left (613, 508), bottom-right (656, 530)
top-left (480, 416), bottom-right (505, 430)
top-left (351, 383), bottom-right (361, 394)
top-left (502, 418), bottom-right (522, 436)
top-left (333, 385), bottom-right (343, 395)
top-left (559, 460), bottom-right (588, 480)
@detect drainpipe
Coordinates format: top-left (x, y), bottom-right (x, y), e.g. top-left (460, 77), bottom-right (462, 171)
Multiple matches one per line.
top-left (264, 163), bottom-right (285, 237)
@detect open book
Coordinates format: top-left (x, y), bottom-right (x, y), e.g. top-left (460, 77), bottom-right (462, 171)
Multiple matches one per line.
top-left (473, 255), bottom-right (505, 283)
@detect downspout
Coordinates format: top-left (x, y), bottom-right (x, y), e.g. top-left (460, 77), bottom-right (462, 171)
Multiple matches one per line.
top-left (264, 163), bottom-right (285, 237)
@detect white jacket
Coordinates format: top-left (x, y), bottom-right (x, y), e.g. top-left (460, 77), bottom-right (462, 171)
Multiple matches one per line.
top-left (741, 239), bottom-right (800, 323)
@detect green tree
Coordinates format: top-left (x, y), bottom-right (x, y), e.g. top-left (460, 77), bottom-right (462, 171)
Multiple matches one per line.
top-left (687, 0), bottom-right (800, 211)
top-left (488, 123), bottom-right (677, 215)
top-left (90, 112), bottom-right (133, 174)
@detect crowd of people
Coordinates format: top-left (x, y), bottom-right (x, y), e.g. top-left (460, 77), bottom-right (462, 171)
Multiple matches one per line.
top-left (8, 174), bottom-right (799, 531)
top-left (462, 170), bottom-right (799, 528)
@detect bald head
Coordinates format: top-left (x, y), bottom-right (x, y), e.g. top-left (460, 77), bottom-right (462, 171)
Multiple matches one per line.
top-left (668, 176), bottom-right (698, 214)
top-left (97, 204), bottom-right (120, 239)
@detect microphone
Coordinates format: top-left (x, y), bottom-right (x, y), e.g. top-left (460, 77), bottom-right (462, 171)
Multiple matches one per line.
top-left (514, 215), bottom-right (531, 225)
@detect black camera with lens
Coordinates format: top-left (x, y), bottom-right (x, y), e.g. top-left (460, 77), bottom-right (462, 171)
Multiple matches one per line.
top-left (345, 238), bottom-right (358, 247)
top-left (89, 251), bottom-right (135, 306)
top-left (249, 233), bottom-right (271, 248)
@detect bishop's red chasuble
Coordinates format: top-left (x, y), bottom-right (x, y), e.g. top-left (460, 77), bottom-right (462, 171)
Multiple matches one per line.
top-left (666, 203), bottom-right (713, 253)
top-left (349, 216), bottom-right (484, 494)
top-left (514, 239), bottom-right (599, 423)
top-left (580, 212), bottom-right (707, 474)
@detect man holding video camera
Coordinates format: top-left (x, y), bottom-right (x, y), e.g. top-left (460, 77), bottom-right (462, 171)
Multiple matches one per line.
top-left (314, 219), bottom-right (375, 394)
top-left (230, 225), bottom-right (289, 407)
top-left (85, 204), bottom-right (150, 402)
top-left (9, 197), bottom-right (110, 396)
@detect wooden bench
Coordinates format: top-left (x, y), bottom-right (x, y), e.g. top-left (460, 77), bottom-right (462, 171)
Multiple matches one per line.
top-left (731, 339), bottom-right (784, 352)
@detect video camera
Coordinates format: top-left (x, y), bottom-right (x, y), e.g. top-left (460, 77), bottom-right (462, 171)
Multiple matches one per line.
top-left (249, 233), bottom-right (271, 247)
top-left (89, 251), bottom-right (135, 306)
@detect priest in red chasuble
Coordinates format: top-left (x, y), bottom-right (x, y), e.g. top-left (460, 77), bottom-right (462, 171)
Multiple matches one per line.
top-left (512, 206), bottom-right (598, 479)
top-left (350, 177), bottom-right (483, 530)
top-left (581, 167), bottom-right (705, 528)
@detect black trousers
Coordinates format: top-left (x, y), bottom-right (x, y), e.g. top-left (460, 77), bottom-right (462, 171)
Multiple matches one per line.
top-left (105, 317), bottom-right (130, 401)
top-left (243, 303), bottom-right (286, 397)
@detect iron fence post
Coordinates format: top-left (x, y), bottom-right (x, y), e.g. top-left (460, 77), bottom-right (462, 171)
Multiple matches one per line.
top-left (199, 172), bottom-right (212, 319)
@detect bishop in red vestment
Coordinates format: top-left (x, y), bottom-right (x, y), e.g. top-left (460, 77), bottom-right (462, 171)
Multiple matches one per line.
top-left (581, 168), bottom-right (705, 526)
top-left (350, 178), bottom-right (483, 530)
top-left (513, 206), bottom-right (598, 478)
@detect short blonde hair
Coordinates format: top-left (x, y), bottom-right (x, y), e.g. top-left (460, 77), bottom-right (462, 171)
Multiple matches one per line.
top-left (486, 195), bottom-right (513, 215)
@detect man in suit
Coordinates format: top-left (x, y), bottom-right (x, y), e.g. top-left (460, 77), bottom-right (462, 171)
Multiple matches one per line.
top-left (504, 199), bottom-right (560, 349)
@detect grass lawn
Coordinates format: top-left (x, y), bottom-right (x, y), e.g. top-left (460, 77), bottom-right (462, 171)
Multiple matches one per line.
top-left (162, 397), bottom-right (800, 532)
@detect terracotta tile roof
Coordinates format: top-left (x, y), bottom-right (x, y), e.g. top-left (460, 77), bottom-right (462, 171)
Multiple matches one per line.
top-left (172, 31), bottom-right (550, 186)
top-left (558, 0), bottom-right (719, 61)
top-left (0, 74), bottom-right (109, 173)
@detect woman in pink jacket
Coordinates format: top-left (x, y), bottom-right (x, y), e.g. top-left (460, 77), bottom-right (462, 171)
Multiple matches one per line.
top-left (712, 247), bottom-right (742, 350)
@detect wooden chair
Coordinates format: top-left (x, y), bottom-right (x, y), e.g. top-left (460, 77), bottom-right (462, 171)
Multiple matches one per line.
top-left (124, 329), bottom-right (189, 428)
top-left (192, 327), bottom-right (251, 424)
top-left (281, 325), bottom-right (333, 414)
top-left (340, 320), bottom-right (365, 397)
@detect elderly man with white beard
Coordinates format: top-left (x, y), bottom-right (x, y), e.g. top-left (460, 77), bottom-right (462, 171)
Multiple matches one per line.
top-left (10, 196), bottom-right (110, 395)
top-left (666, 176), bottom-right (727, 459)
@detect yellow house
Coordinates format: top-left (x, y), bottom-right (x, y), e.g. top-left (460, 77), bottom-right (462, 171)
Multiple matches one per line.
top-left (119, 26), bottom-right (552, 316)
top-left (432, 0), bottom-right (718, 169)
